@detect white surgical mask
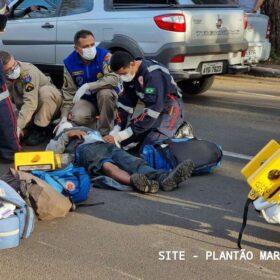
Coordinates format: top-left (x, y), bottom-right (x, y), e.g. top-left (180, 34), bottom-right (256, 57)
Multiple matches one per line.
top-left (6, 64), bottom-right (21, 80)
top-left (82, 46), bottom-right (97, 60)
top-left (120, 72), bottom-right (135, 82)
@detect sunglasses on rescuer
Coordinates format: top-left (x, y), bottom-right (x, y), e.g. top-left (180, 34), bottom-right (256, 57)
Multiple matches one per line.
top-left (5, 61), bottom-right (19, 76)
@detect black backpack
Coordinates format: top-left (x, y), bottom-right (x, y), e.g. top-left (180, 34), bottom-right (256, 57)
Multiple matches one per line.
top-left (142, 138), bottom-right (223, 174)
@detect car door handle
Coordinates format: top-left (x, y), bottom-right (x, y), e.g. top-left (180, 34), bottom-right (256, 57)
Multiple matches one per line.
top-left (41, 23), bottom-right (54, 29)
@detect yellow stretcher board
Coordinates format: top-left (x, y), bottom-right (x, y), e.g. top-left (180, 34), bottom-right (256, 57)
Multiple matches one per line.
top-left (14, 151), bottom-right (56, 171)
top-left (241, 140), bottom-right (280, 203)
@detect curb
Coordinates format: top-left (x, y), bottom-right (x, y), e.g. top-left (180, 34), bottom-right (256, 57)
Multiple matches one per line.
top-left (249, 66), bottom-right (280, 78)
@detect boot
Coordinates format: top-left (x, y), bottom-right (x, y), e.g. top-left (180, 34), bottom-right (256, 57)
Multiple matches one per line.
top-left (130, 174), bottom-right (159, 194)
top-left (160, 160), bottom-right (195, 191)
top-left (25, 124), bottom-right (47, 146)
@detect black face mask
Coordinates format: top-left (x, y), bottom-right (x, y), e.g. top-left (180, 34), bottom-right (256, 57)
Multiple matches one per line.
top-left (0, 14), bottom-right (7, 31)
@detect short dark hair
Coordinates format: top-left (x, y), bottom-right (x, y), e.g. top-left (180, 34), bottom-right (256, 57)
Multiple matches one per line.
top-left (74, 30), bottom-right (94, 46)
top-left (110, 51), bottom-right (134, 72)
top-left (0, 51), bottom-right (12, 65)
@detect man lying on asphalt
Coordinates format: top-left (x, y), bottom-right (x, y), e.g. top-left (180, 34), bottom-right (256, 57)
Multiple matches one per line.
top-left (46, 122), bottom-right (194, 194)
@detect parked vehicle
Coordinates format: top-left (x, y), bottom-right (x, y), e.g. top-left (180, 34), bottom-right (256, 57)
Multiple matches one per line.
top-left (244, 13), bottom-right (271, 65)
top-left (0, 0), bottom-right (249, 95)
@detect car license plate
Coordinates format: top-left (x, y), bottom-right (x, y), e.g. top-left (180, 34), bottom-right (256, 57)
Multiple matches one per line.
top-left (245, 47), bottom-right (257, 59)
top-left (202, 62), bottom-right (223, 75)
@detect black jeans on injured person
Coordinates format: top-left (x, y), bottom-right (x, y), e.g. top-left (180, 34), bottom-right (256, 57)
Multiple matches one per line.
top-left (77, 142), bottom-right (168, 181)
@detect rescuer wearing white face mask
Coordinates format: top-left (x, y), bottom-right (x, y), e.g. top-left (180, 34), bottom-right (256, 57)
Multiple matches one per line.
top-left (0, 51), bottom-right (62, 146)
top-left (103, 51), bottom-right (185, 152)
top-left (58, 30), bottom-right (121, 136)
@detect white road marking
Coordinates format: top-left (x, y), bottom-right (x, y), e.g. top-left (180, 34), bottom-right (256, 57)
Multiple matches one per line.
top-left (209, 89), bottom-right (280, 100)
top-left (107, 268), bottom-right (142, 280)
top-left (236, 91), bottom-right (279, 98)
top-left (223, 150), bottom-right (253, 161)
top-left (37, 241), bottom-right (64, 251)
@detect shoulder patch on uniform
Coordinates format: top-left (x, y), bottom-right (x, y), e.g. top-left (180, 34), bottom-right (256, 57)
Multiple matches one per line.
top-left (75, 76), bottom-right (84, 86)
top-left (21, 74), bottom-right (32, 84)
top-left (25, 83), bottom-right (34, 92)
top-left (97, 72), bottom-right (104, 79)
top-left (63, 75), bottom-right (68, 88)
top-left (104, 53), bottom-right (112, 63)
top-left (144, 87), bottom-right (156, 94)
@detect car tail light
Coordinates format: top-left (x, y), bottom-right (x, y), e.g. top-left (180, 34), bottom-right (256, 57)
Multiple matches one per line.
top-left (244, 13), bottom-right (248, 30)
top-left (170, 55), bottom-right (185, 63)
top-left (266, 21), bottom-right (271, 39)
top-left (154, 14), bottom-right (186, 32)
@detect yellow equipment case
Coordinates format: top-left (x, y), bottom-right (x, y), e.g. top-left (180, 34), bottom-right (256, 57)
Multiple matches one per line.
top-left (238, 140), bottom-right (280, 249)
top-left (14, 151), bottom-right (56, 171)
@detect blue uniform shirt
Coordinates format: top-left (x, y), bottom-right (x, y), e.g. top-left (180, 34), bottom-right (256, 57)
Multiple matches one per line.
top-left (64, 47), bottom-right (108, 88)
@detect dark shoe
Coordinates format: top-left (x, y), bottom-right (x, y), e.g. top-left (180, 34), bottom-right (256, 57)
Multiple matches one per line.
top-left (130, 174), bottom-right (159, 194)
top-left (25, 130), bottom-right (46, 146)
top-left (161, 160), bottom-right (195, 191)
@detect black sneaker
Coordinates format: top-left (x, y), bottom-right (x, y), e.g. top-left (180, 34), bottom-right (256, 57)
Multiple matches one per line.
top-left (161, 160), bottom-right (195, 191)
top-left (25, 129), bottom-right (46, 146)
top-left (130, 174), bottom-right (159, 194)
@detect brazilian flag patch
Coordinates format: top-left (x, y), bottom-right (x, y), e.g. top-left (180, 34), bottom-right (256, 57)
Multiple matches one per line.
top-left (144, 87), bottom-right (156, 94)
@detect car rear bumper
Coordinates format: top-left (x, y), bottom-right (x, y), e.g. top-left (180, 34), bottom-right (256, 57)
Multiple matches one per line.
top-left (147, 41), bottom-right (248, 66)
top-left (227, 65), bottom-right (250, 74)
top-left (171, 65), bottom-right (249, 81)
top-left (171, 67), bottom-right (249, 81)
top-left (244, 41), bottom-right (271, 64)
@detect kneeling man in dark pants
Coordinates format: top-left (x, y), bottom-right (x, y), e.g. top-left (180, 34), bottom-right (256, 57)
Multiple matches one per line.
top-left (46, 122), bottom-right (194, 193)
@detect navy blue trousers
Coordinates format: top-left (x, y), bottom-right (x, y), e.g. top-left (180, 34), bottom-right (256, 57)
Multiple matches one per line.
top-left (0, 97), bottom-right (21, 161)
top-left (0, 63), bottom-right (21, 161)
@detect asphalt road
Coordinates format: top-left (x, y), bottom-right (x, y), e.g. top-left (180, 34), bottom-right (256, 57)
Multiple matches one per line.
top-left (1, 75), bottom-right (280, 280)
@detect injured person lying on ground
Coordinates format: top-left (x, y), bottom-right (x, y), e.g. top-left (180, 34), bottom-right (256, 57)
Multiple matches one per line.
top-left (46, 122), bottom-right (194, 194)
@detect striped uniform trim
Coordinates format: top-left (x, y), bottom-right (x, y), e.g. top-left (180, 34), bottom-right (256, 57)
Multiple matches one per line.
top-left (123, 142), bottom-right (139, 150)
top-left (145, 108), bottom-right (160, 119)
top-left (5, 97), bottom-right (22, 150)
top-left (117, 102), bottom-right (134, 114)
top-left (147, 64), bottom-right (170, 75)
top-left (136, 91), bottom-right (144, 99)
top-left (0, 229), bottom-right (19, 237)
top-left (0, 89), bottom-right (9, 102)
top-left (146, 65), bottom-right (182, 98)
